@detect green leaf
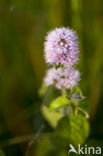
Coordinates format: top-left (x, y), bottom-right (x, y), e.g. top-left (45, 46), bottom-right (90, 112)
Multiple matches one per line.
top-left (55, 114), bottom-right (90, 147)
top-left (33, 135), bottom-right (67, 156)
top-left (41, 105), bottom-right (63, 128)
top-left (30, 135), bottom-right (53, 156)
top-left (50, 96), bottom-right (71, 111)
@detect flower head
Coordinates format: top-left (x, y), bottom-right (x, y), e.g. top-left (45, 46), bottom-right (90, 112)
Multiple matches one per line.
top-left (44, 67), bottom-right (80, 90)
top-left (44, 27), bottom-right (79, 66)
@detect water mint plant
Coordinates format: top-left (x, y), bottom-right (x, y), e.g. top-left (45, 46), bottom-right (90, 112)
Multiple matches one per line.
top-left (43, 27), bottom-right (89, 116)
top-left (40, 27), bottom-right (89, 151)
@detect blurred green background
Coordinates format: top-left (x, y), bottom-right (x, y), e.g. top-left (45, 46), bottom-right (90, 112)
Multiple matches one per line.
top-left (0, 0), bottom-right (103, 155)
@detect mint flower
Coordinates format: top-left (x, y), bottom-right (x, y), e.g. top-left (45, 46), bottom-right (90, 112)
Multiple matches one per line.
top-left (44, 67), bottom-right (80, 90)
top-left (44, 27), bottom-right (79, 66)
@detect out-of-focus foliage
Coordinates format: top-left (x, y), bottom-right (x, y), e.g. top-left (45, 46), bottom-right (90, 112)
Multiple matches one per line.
top-left (0, 0), bottom-right (103, 155)
top-left (0, 148), bottom-right (5, 156)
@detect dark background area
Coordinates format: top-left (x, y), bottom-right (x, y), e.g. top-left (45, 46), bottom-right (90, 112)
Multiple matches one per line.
top-left (0, 0), bottom-right (103, 155)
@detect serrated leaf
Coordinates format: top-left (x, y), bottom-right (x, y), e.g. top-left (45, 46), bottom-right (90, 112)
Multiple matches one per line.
top-left (50, 96), bottom-right (71, 111)
top-left (55, 114), bottom-right (90, 147)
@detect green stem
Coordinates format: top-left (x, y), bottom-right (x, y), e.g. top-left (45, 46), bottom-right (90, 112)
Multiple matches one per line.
top-left (61, 87), bottom-right (67, 96)
top-left (74, 103), bottom-right (78, 116)
top-left (72, 103), bottom-right (78, 117)
top-left (0, 125), bottom-right (44, 147)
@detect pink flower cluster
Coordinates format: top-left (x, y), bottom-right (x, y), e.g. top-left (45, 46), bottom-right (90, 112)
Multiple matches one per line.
top-left (44, 27), bottom-right (80, 90)
top-left (44, 27), bottom-right (79, 66)
top-left (44, 67), bottom-right (80, 89)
